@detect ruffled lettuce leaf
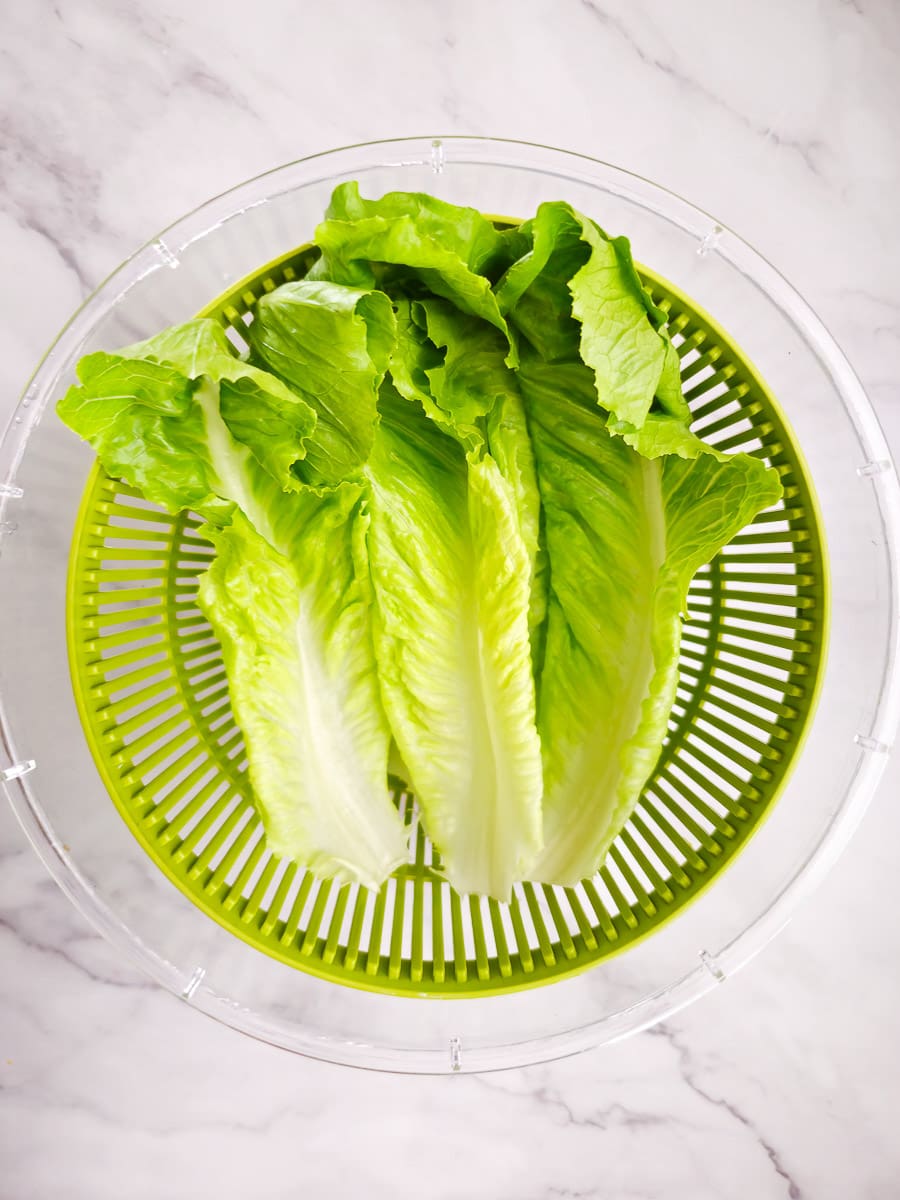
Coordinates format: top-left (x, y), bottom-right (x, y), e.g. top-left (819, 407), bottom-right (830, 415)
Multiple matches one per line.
top-left (248, 281), bottom-right (395, 488)
top-left (496, 201), bottom-right (589, 362)
top-left (198, 503), bottom-right (407, 888)
top-left (59, 309), bottom-right (409, 890)
top-left (402, 299), bottom-right (548, 659)
top-left (364, 386), bottom-right (542, 899)
top-left (57, 318), bottom-right (317, 528)
top-left (310, 182), bottom-right (515, 356)
top-left (519, 361), bottom-right (783, 885)
top-left (498, 202), bottom-right (689, 436)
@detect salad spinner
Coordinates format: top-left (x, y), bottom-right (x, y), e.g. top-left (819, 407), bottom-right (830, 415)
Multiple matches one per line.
top-left (1, 138), bottom-right (898, 1073)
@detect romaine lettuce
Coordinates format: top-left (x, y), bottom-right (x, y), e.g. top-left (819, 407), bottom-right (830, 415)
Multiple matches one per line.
top-left (310, 181), bottom-right (515, 356)
top-left (58, 185), bottom-right (785, 900)
top-left (395, 298), bottom-right (549, 666)
top-left (198, 502), bottom-right (407, 888)
top-left (364, 387), bottom-right (543, 898)
top-left (57, 318), bottom-right (317, 530)
top-left (60, 311), bottom-right (409, 889)
top-left (519, 360), bottom-right (782, 884)
top-left (248, 281), bottom-right (395, 488)
top-left (498, 201), bottom-right (689, 439)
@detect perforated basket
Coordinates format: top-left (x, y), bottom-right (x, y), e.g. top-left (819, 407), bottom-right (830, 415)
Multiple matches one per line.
top-left (65, 243), bottom-right (827, 997)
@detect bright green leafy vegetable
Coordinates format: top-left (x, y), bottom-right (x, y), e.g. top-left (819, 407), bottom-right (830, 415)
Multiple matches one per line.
top-left (364, 387), bottom-right (543, 898)
top-left (57, 318), bottom-right (317, 529)
top-left (519, 360), bottom-right (782, 885)
top-left (570, 216), bottom-right (688, 430)
top-left (248, 281), bottom-right (395, 488)
top-left (198, 503), bottom-right (407, 888)
top-left (496, 201), bottom-right (589, 361)
top-left (390, 299), bottom-right (549, 667)
top-left (58, 184), bottom-right (784, 900)
top-left (498, 201), bottom-right (688, 442)
top-left (310, 181), bottom-right (516, 356)
top-left (59, 312), bottom-right (408, 890)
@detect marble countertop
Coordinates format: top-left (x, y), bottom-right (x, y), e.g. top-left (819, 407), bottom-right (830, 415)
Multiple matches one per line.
top-left (3, 2), bottom-right (900, 1196)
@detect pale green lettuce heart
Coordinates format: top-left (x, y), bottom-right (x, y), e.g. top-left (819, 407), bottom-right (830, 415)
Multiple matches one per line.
top-left (389, 298), bottom-right (549, 671)
top-left (364, 387), bottom-right (543, 899)
top-left (198, 505), bottom-right (407, 889)
top-left (59, 306), bottom-right (409, 891)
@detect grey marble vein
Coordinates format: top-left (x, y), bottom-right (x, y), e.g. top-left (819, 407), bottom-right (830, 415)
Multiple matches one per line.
top-left (648, 1023), bottom-right (804, 1199)
top-left (578, 0), bottom-right (828, 178)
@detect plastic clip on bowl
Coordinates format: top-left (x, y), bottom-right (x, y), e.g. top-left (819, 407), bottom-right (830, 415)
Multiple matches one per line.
top-left (1, 138), bottom-right (898, 1074)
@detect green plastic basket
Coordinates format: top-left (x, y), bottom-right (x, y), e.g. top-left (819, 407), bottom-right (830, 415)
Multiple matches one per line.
top-left (65, 243), bottom-right (827, 998)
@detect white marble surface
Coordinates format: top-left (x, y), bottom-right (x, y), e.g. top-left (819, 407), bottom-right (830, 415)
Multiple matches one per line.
top-left (2, 1), bottom-right (900, 1196)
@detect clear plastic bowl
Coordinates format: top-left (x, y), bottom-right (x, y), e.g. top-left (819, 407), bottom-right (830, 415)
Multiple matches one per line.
top-left (1, 137), bottom-right (898, 1073)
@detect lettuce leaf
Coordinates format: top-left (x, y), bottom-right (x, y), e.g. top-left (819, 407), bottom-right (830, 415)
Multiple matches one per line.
top-left (198, 504), bottom-right (407, 888)
top-left (364, 386), bottom-right (542, 898)
top-left (570, 216), bottom-right (689, 428)
top-left (498, 202), bottom-right (689, 433)
top-left (519, 361), bottom-right (783, 885)
top-left (389, 299), bottom-right (548, 671)
top-left (310, 182), bottom-right (515, 355)
top-left (59, 184), bottom-right (788, 898)
top-left (387, 299), bottom-right (447, 422)
top-left (415, 300), bottom-right (549, 654)
top-left (248, 281), bottom-right (395, 488)
top-left (60, 312), bottom-right (409, 889)
top-left (496, 201), bottom-right (589, 363)
top-left (56, 318), bottom-right (317, 532)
